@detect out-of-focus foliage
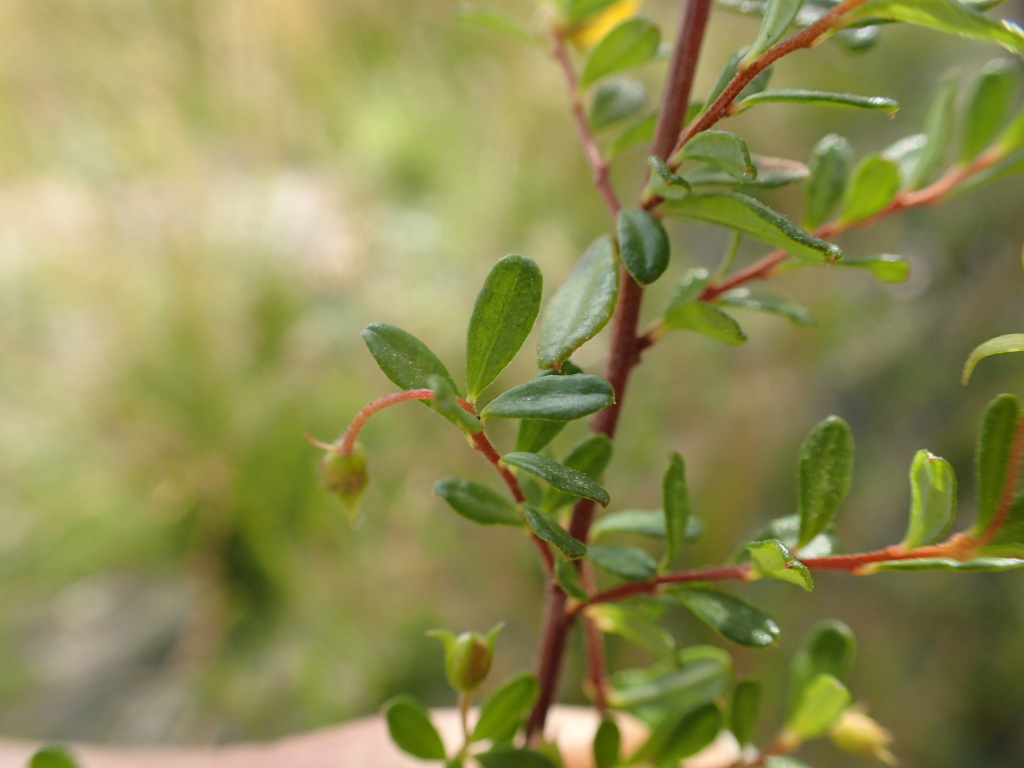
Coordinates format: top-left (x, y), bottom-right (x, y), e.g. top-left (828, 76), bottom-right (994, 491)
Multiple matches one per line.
top-left (1, 1), bottom-right (1023, 766)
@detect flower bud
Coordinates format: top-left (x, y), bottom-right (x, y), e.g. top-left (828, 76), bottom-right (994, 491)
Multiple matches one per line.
top-left (829, 708), bottom-right (898, 765)
top-left (428, 623), bottom-right (504, 693)
top-left (319, 443), bottom-right (368, 525)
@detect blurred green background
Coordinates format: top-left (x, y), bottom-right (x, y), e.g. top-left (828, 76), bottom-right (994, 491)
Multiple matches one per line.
top-left (1, 0), bottom-right (1024, 764)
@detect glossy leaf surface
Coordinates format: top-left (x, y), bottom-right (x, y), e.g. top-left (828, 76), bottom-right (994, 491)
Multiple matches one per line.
top-left (718, 288), bottom-right (814, 326)
top-left (588, 544), bottom-right (658, 581)
top-left (537, 236), bottom-right (619, 368)
top-left (524, 506), bottom-right (588, 559)
top-left (466, 254), bottom-right (543, 401)
top-left (384, 696), bottom-right (447, 760)
top-left (471, 672), bottom-right (539, 743)
top-left (434, 477), bottom-right (522, 526)
top-left (735, 89), bottom-right (898, 115)
top-left (674, 588), bottom-right (781, 647)
top-left (481, 374), bottom-right (614, 421)
top-left (543, 433), bottom-right (613, 510)
top-left (590, 76), bottom-right (647, 129)
top-left (901, 450), bottom-right (957, 548)
top-left (617, 208), bottom-right (671, 284)
top-left (747, 539), bottom-right (813, 590)
top-left (677, 131), bottom-right (756, 180)
top-left (362, 323), bottom-right (459, 393)
top-left (507, 453), bottom-right (611, 505)
top-left (580, 17), bottom-right (660, 88)
top-left (804, 133), bottom-right (853, 229)
top-left (837, 155), bottom-right (901, 224)
top-left (797, 416), bottom-right (854, 548)
top-left (962, 333), bottom-right (1024, 383)
top-left (973, 393), bottom-right (1021, 534)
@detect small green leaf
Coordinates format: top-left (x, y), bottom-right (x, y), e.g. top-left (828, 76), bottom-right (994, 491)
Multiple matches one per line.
top-left (29, 747), bottom-right (81, 768)
top-left (789, 620), bottom-right (856, 710)
top-left (663, 191), bottom-right (842, 263)
top-left (650, 155), bottom-right (692, 190)
top-left (590, 76), bottom-right (647, 130)
top-left (663, 301), bottom-right (747, 345)
top-left (507, 453), bottom-right (611, 505)
top-left (362, 322), bottom-right (459, 393)
top-left (608, 646), bottom-right (731, 711)
top-left (537, 236), bottom-right (619, 368)
top-left (734, 89), bottom-right (898, 115)
top-left (901, 450), bottom-right (957, 548)
top-left (543, 433), bottom-right (613, 510)
top-left (524, 506), bottom-right (588, 559)
top-left (472, 672), bottom-right (539, 743)
top-left (665, 268), bottom-right (710, 307)
top-left (832, 254), bottom-right (910, 283)
top-left (617, 208), bottom-right (671, 284)
top-left (836, 155), bottom-right (902, 224)
top-left (730, 679), bottom-right (763, 747)
top-left (974, 393), bottom-right (1022, 534)
top-left (981, 491), bottom-right (1024, 556)
top-left (677, 130), bottom-right (756, 180)
top-left (476, 747), bottom-right (559, 768)
top-left (592, 509), bottom-right (703, 541)
top-left (556, 558), bottom-right (589, 599)
top-left (963, 333), bottom-right (1024, 384)
top-left (883, 133), bottom-right (927, 186)
top-left (593, 718), bottom-right (622, 768)
top-left (961, 60), bottom-right (1020, 162)
top-left (481, 374), bottom-right (614, 421)
top-left (466, 254), bottom-right (544, 401)
top-left (647, 704), bottom-right (724, 763)
top-left (384, 695), bottom-right (447, 760)
top-left (610, 112), bottom-right (658, 157)
top-left (863, 556), bottom-right (1024, 572)
top-left (995, 104), bottom-right (1024, 155)
top-left (911, 70), bottom-right (960, 189)
top-left (435, 477), bottom-right (522, 526)
top-left (797, 415), bottom-right (855, 548)
top-left (580, 17), bottom-right (661, 88)
top-left (588, 603), bottom-right (676, 658)
top-left (429, 375), bottom-right (483, 433)
top-left (747, 539), bottom-right (814, 590)
top-left (662, 452), bottom-right (690, 569)
top-left (588, 544), bottom-right (658, 581)
top-left (784, 674), bottom-right (851, 741)
top-left (515, 418), bottom-right (567, 453)
top-left (674, 588), bottom-right (781, 648)
top-left (804, 133), bottom-right (854, 229)
top-left (743, 0), bottom-right (807, 64)
top-left (718, 288), bottom-right (814, 326)
top-left (742, 513), bottom-right (840, 560)
top-left (845, 0), bottom-right (1024, 55)
top-left (683, 155), bottom-right (809, 189)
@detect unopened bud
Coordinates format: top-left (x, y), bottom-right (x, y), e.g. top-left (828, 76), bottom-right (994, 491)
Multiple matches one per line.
top-left (428, 623), bottom-right (504, 693)
top-left (829, 708), bottom-right (897, 766)
top-left (319, 443), bottom-right (368, 525)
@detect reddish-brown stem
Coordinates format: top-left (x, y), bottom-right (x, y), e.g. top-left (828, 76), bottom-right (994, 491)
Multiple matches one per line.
top-left (338, 389), bottom-right (437, 455)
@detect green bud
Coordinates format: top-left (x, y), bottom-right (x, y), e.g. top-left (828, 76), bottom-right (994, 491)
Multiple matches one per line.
top-left (319, 443), bottom-right (369, 525)
top-left (428, 623), bottom-right (504, 693)
top-left (829, 708), bottom-right (897, 766)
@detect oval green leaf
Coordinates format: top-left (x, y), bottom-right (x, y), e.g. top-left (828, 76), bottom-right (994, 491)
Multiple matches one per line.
top-left (428, 375), bottom-right (483, 433)
top-left (863, 556), bottom-right (1024, 572)
top-left (784, 674), bottom-right (851, 740)
top-left (579, 17), bottom-right (661, 88)
top-left (29, 748), bottom-right (81, 768)
top-left (735, 89), bottom-right (898, 115)
top-left (515, 418), bottom-right (567, 453)
top-left (506, 453), bottom-right (611, 506)
top-left (466, 254), bottom-right (543, 401)
top-left (476, 747), bottom-right (559, 768)
top-left (677, 130), bottom-right (756, 180)
top-left (683, 155), bottom-right (809, 189)
top-left (481, 374), bottom-right (614, 421)
top-left (663, 191), bottom-right (842, 263)
top-left (730, 679), bottom-right (763, 747)
top-left (797, 415), bottom-right (855, 548)
top-left (471, 672), bottom-right (539, 743)
top-left (590, 76), bottom-right (647, 130)
top-left (837, 155), bottom-right (902, 224)
top-left (718, 288), bottom-right (814, 326)
top-left (556, 557), bottom-right (589, 599)
top-left (973, 393), bottom-right (1022, 534)
top-left (524, 505), bottom-right (588, 558)
top-left (537, 236), bottom-right (619, 369)
top-left (607, 647), bottom-right (730, 710)
top-left (587, 544), bottom-right (658, 581)
top-left (362, 322), bottom-right (459, 394)
top-left (662, 301), bottom-right (747, 345)
top-left (789, 620), bottom-right (856, 711)
top-left (662, 452), bottom-right (690, 568)
top-left (542, 433), bottom-right (613, 511)
top-left (804, 133), bottom-right (853, 229)
top-left (901, 450), bottom-right (957, 548)
top-left (651, 704), bottom-right (724, 763)
top-left (743, 0), bottom-right (806, 64)
top-left (911, 70), bottom-right (960, 189)
top-left (434, 477), bottom-right (522, 526)
top-left (742, 513), bottom-right (841, 560)
top-left (593, 718), bottom-right (621, 768)
top-left (383, 695), bottom-right (447, 760)
top-left (747, 539), bottom-right (813, 591)
top-left (674, 588), bottom-right (781, 648)
top-left (962, 60), bottom-right (1020, 162)
top-left (832, 254), bottom-right (910, 283)
top-left (962, 333), bottom-right (1024, 384)
top-left (617, 208), bottom-right (671, 285)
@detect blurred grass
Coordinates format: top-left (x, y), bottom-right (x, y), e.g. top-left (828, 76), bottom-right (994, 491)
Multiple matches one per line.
top-left (0, 0), bottom-right (1023, 764)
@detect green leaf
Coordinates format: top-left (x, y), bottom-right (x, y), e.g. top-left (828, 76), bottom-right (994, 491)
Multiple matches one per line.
top-left (683, 155), bottom-right (809, 189)
top-left (665, 268), bottom-right (710, 306)
top-left (831, 254), bottom-right (910, 283)
top-left (962, 60), bottom-right (1020, 162)
top-left (676, 130), bottom-right (756, 180)
top-left (995, 104), bottom-right (1024, 155)
top-left (29, 748), bottom-right (81, 768)
top-left (797, 415), bottom-right (855, 548)
top-left (610, 112), bottom-right (659, 157)
top-left (556, 558), bottom-right (589, 599)
top-left (836, 155), bottom-right (902, 224)
top-left (650, 155), bottom-right (692, 191)
top-left (911, 70), bottom-right (961, 188)
top-left (588, 603), bottom-right (676, 658)
top-left (590, 76), bottom-right (647, 130)
top-left (747, 539), bottom-right (814, 590)
top-left (674, 588), bottom-right (781, 648)
top-left (662, 452), bottom-right (690, 569)
top-left (863, 556), bottom-right (1024, 572)
top-left (542, 433), bottom-right (613, 510)
top-left (537, 235), bottom-right (619, 368)
top-left (963, 333), bottom-right (1024, 383)
top-left (466, 254), bottom-right (544, 401)
top-left (435, 477), bottom-right (522, 526)
top-left (525, 506), bottom-right (588, 559)
top-left (901, 450), bottom-right (957, 548)
top-left (384, 695), bottom-right (447, 760)
top-left (508, 454), bottom-right (611, 505)
top-left (734, 89), bottom-right (898, 115)
top-left (362, 322), bottom-right (459, 394)
top-left (706, 47), bottom-right (774, 106)
top-left (662, 301), bottom-right (747, 345)
top-left (515, 418), bottom-right (566, 453)
top-left (456, 5), bottom-right (537, 43)
top-left (804, 133), bottom-right (854, 229)
top-left (982, 491), bottom-right (1024, 556)
top-left (608, 646), bottom-right (731, 710)
top-left (579, 17), bottom-right (661, 88)
top-left (592, 509), bottom-right (703, 541)
top-left (476, 747), bottom-right (559, 768)
top-left (789, 620), bottom-right (856, 711)
top-left (718, 288), bottom-right (814, 326)
top-left (882, 133), bottom-right (927, 186)
top-left (481, 374), bottom-right (614, 421)
top-left (429, 375), bottom-right (483, 433)
top-left (617, 208), bottom-right (671, 284)
top-left (973, 393), bottom-right (1022, 534)
top-left (663, 191), bottom-right (842, 263)
top-left (588, 544), bottom-right (658, 581)
top-left (647, 704), bottom-right (724, 763)
top-left (784, 674), bottom-right (851, 741)
top-left (593, 718), bottom-right (622, 768)
top-left (741, 513), bottom-right (840, 560)
top-left (472, 672), bottom-right (539, 743)
top-left (743, 0), bottom-right (807, 64)
top-left (730, 679), bottom-right (763, 746)
top-left (846, 0), bottom-right (1024, 55)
